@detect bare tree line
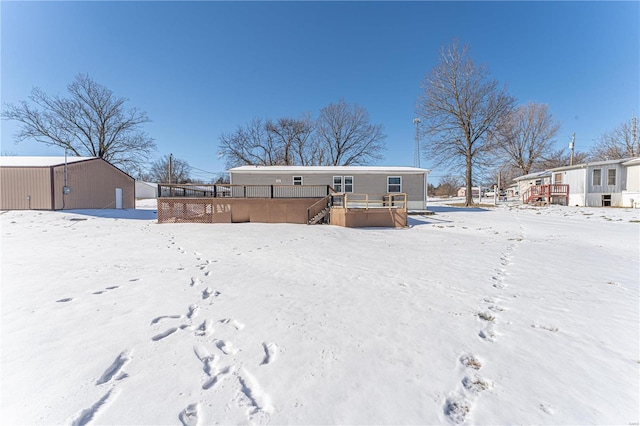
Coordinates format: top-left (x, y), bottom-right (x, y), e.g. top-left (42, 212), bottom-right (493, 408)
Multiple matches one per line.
top-left (218, 99), bottom-right (386, 169)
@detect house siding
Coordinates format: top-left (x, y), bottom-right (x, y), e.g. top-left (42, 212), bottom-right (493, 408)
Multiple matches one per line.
top-left (230, 170), bottom-right (426, 209)
top-left (622, 162), bottom-right (640, 208)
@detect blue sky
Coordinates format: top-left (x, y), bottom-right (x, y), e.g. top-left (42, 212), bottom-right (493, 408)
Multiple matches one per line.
top-left (1, 1), bottom-right (638, 183)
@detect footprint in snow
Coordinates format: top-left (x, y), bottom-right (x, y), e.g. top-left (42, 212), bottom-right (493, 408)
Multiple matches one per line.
top-left (203, 366), bottom-right (234, 390)
top-left (152, 327), bottom-right (178, 341)
top-left (462, 375), bottom-right (492, 393)
top-left (96, 350), bottom-right (133, 385)
top-left (150, 314), bottom-right (184, 325)
top-left (238, 367), bottom-right (274, 414)
top-left (195, 319), bottom-right (214, 337)
top-left (187, 304), bottom-right (200, 319)
top-left (71, 389), bottom-right (120, 426)
top-left (56, 298), bottom-right (74, 303)
top-left (179, 403), bottom-right (201, 426)
top-left (219, 318), bottom-right (244, 330)
top-left (261, 342), bottom-right (279, 365)
top-left (443, 394), bottom-right (470, 424)
top-left (216, 339), bottom-right (239, 355)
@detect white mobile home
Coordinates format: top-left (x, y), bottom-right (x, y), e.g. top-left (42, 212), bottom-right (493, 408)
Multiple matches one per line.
top-left (621, 158), bottom-right (640, 208)
top-left (549, 159), bottom-right (630, 207)
top-left (228, 166), bottom-right (430, 210)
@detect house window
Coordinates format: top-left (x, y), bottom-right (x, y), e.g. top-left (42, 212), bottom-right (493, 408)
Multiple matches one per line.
top-left (387, 176), bottom-right (402, 193)
top-left (333, 176), bottom-right (353, 193)
top-left (344, 176), bottom-right (353, 193)
top-left (333, 176), bottom-right (343, 192)
top-left (607, 169), bottom-right (616, 186)
top-left (293, 176), bottom-right (303, 186)
top-left (535, 179), bottom-right (542, 185)
top-left (554, 173), bottom-right (563, 184)
top-left (592, 169), bottom-right (602, 186)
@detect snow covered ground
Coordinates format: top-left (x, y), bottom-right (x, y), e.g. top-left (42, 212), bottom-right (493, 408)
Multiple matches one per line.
top-left (1, 200), bottom-right (638, 425)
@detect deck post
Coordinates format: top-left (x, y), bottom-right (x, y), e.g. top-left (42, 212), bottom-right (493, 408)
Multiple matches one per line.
top-left (270, 185), bottom-right (274, 198)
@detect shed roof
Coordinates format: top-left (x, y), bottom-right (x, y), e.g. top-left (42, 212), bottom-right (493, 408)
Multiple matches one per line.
top-left (228, 165), bottom-right (430, 174)
top-left (0, 156), bottom-right (97, 167)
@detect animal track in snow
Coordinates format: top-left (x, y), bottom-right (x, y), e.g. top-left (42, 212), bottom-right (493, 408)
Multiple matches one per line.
top-left (152, 327), bottom-right (178, 341)
top-left (261, 342), bottom-right (278, 365)
top-left (179, 402), bottom-right (200, 426)
top-left (190, 277), bottom-right (203, 287)
top-left (96, 349), bottom-right (133, 385)
top-left (56, 298), bottom-right (74, 303)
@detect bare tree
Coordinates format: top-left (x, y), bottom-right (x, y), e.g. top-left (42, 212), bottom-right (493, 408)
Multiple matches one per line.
top-left (416, 40), bottom-right (515, 206)
top-left (315, 99), bottom-right (386, 166)
top-left (147, 155), bottom-right (191, 183)
top-left (264, 116), bottom-right (316, 165)
top-left (494, 102), bottom-right (560, 175)
top-left (539, 148), bottom-right (589, 170)
top-left (2, 74), bottom-right (155, 173)
top-left (590, 117), bottom-right (639, 160)
top-left (435, 174), bottom-right (463, 197)
top-left (218, 118), bottom-right (282, 168)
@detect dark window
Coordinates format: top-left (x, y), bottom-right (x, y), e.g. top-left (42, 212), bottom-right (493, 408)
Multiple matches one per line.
top-left (387, 176), bottom-right (401, 193)
top-left (592, 169), bottom-right (602, 186)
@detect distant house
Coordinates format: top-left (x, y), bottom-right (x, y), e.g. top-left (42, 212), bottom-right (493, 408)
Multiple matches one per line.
top-left (515, 158), bottom-right (639, 207)
top-left (135, 181), bottom-right (158, 199)
top-left (456, 186), bottom-right (484, 198)
top-left (0, 156), bottom-right (135, 210)
top-left (228, 165), bottom-right (431, 210)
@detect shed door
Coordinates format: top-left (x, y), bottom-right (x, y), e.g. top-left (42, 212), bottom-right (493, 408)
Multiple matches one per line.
top-left (115, 188), bottom-right (123, 209)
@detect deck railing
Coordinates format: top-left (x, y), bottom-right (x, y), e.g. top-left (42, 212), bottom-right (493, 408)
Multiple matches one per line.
top-left (523, 184), bottom-right (569, 205)
top-left (331, 193), bottom-right (407, 210)
top-left (158, 183), bottom-right (331, 199)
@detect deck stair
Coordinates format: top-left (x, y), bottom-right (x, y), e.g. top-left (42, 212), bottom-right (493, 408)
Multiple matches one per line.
top-left (308, 207), bottom-right (330, 225)
top-left (522, 184), bottom-right (569, 205)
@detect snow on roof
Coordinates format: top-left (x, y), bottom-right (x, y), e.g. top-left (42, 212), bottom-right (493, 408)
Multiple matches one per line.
top-left (548, 157), bottom-right (634, 172)
top-left (228, 165), bottom-right (430, 174)
top-left (0, 156), bottom-right (97, 167)
top-left (513, 170), bottom-right (552, 181)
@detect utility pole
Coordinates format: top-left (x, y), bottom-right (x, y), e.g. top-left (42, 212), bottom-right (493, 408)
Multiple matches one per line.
top-left (413, 118), bottom-right (421, 168)
top-left (632, 112), bottom-right (638, 157)
top-left (569, 133), bottom-right (575, 166)
top-left (168, 153), bottom-right (173, 184)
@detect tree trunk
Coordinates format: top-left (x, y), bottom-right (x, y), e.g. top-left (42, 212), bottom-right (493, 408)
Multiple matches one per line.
top-left (465, 155), bottom-right (473, 207)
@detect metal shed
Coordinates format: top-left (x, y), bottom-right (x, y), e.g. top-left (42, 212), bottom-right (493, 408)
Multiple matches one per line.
top-left (0, 156), bottom-right (135, 210)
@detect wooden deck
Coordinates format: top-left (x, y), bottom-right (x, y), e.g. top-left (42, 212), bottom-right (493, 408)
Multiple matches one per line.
top-left (522, 184), bottom-right (569, 205)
